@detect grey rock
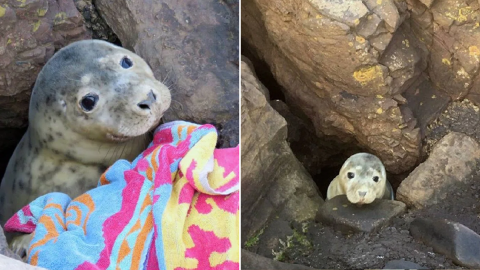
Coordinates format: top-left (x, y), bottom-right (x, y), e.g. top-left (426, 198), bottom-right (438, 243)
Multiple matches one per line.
top-left (316, 195), bottom-right (406, 233)
top-left (73, 0), bottom-right (117, 42)
top-left (256, 216), bottom-right (294, 259)
top-left (397, 132), bottom-right (480, 209)
top-left (384, 259), bottom-right (426, 269)
top-left (308, 0), bottom-right (369, 27)
top-left (241, 59), bottom-right (322, 240)
top-left (241, 249), bottom-right (317, 270)
top-left (410, 218), bottom-right (480, 268)
top-left (403, 75), bottom-right (450, 137)
top-left (0, 254), bottom-right (47, 270)
top-left (357, 13), bottom-right (382, 39)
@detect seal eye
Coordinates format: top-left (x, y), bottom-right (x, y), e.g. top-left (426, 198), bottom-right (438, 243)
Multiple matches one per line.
top-left (373, 176), bottom-right (379, 182)
top-left (347, 172), bottom-right (355, 179)
top-left (120, 57), bottom-right (133, 69)
top-left (80, 94), bottom-right (99, 112)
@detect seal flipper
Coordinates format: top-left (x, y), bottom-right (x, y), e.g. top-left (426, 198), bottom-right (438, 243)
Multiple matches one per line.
top-left (383, 180), bottom-right (394, 200)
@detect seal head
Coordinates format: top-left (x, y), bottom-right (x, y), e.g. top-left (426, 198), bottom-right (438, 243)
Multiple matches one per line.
top-left (326, 153), bottom-right (388, 204)
top-left (0, 40), bottom-right (171, 224)
top-left (30, 40), bottom-right (171, 162)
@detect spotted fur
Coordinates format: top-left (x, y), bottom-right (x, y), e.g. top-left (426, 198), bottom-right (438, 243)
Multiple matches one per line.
top-left (326, 153), bottom-right (393, 204)
top-left (0, 40), bottom-right (171, 224)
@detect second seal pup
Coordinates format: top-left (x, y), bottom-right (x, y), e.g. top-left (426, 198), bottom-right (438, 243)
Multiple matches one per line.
top-left (0, 39), bottom-right (171, 224)
top-left (326, 153), bottom-right (393, 204)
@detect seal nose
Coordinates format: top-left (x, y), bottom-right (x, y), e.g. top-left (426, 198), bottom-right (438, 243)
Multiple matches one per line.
top-left (137, 90), bottom-right (157, 110)
top-left (358, 191), bottom-right (367, 197)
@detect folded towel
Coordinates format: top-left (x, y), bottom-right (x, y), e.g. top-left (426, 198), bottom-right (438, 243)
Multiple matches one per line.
top-left (5, 121), bottom-right (239, 270)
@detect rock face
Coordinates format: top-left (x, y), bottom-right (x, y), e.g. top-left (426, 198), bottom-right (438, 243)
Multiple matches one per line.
top-left (410, 218), bottom-right (480, 268)
top-left (0, 0), bottom-right (90, 151)
top-left (73, 0), bottom-right (117, 42)
top-left (95, 0), bottom-right (239, 148)
top-left (383, 259), bottom-right (426, 269)
top-left (241, 59), bottom-right (323, 240)
top-left (242, 249), bottom-right (317, 270)
top-left (397, 132), bottom-right (480, 209)
top-left (408, 0), bottom-right (480, 104)
top-left (242, 0), bottom-right (480, 175)
top-left (0, 254), bottom-right (47, 270)
top-left (242, 0), bottom-right (428, 174)
top-left (316, 195), bottom-right (406, 234)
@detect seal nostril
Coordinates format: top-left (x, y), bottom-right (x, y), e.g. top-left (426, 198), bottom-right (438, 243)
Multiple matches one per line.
top-left (137, 90), bottom-right (156, 110)
top-left (137, 102), bottom-right (150, 110)
top-left (359, 191), bottom-right (367, 197)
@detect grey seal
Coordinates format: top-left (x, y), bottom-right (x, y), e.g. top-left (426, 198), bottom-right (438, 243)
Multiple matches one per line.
top-left (0, 39), bottom-right (171, 224)
top-left (326, 153), bottom-right (394, 204)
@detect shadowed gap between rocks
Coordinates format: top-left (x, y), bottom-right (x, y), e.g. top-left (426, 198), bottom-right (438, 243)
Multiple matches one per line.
top-left (242, 41), bottom-right (285, 102)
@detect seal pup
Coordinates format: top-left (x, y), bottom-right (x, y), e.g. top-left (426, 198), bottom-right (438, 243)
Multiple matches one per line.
top-left (326, 153), bottom-right (393, 204)
top-left (0, 39), bottom-right (171, 225)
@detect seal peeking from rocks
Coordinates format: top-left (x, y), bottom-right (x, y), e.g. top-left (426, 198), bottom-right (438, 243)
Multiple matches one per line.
top-left (326, 153), bottom-right (394, 204)
top-left (0, 39), bottom-right (171, 225)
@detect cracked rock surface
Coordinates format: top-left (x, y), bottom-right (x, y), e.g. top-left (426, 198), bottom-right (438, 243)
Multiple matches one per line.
top-left (241, 59), bottom-right (323, 240)
top-left (0, 0), bottom-right (90, 152)
top-left (241, 0), bottom-right (480, 174)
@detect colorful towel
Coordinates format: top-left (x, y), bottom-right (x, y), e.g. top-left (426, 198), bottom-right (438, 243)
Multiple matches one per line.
top-left (4, 121), bottom-right (239, 270)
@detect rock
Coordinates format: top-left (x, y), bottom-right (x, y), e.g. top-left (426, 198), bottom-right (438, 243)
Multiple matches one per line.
top-left (384, 259), bottom-right (426, 269)
top-left (73, 0), bottom-right (117, 42)
top-left (0, 254), bottom-right (47, 270)
top-left (95, 0), bottom-right (239, 148)
top-left (242, 0), bottom-right (425, 174)
top-left (255, 215), bottom-right (294, 259)
top-left (410, 218), bottom-right (480, 268)
top-left (403, 75), bottom-right (450, 137)
top-left (408, 0), bottom-right (480, 102)
top-left (397, 132), bottom-right (480, 209)
top-left (241, 249), bottom-right (317, 270)
top-left (0, 226), bottom-right (19, 260)
top-left (0, 0), bottom-right (90, 152)
top-left (241, 58), bottom-right (323, 240)
top-left (316, 195), bottom-right (406, 234)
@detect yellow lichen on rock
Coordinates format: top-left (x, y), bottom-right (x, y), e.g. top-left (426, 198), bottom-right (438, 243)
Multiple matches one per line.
top-left (54, 12), bottom-right (67, 25)
top-left (446, 6), bottom-right (473, 22)
top-left (16, 0), bottom-right (26, 8)
top-left (376, 108), bottom-right (383, 114)
top-left (442, 58), bottom-right (451, 65)
top-left (353, 65), bottom-right (383, 86)
top-left (469, 46), bottom-right (480, 58)
top-left (37, 8), bottom-right (48, 17)
top-left (356, 36), bottom-right (365, 43)
top-left (32, 20), bottom-right (41, 32)
top-left (0, 5), bottom-right (6, 17)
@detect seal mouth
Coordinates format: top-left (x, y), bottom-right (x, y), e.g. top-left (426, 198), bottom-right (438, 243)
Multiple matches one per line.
top-left (106, 133), bottom-right (134, 142)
